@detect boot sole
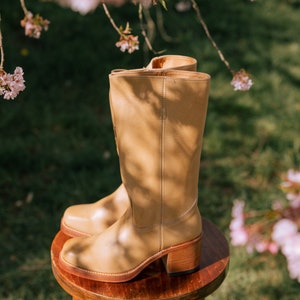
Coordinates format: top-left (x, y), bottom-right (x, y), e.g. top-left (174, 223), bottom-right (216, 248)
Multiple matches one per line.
top-left (59, 234), bottom-right (202, 283)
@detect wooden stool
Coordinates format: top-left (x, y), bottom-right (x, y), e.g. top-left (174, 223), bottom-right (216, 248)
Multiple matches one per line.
top-left (51, 218), bottom-right (229, 300)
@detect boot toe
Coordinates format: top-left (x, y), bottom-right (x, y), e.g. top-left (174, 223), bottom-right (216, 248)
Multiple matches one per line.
top-left (61, 205), bottom-right (92, 237)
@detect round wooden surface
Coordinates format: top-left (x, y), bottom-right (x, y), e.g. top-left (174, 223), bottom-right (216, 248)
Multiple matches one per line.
top-left (51, 218), bottom-right (229, 300)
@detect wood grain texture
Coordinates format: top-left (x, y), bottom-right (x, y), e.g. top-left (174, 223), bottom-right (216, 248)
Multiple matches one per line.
top-left (51, 218), bottom-right (229, 300)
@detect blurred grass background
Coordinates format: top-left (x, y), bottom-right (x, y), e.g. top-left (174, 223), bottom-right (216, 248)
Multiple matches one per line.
top-left (1, 0), bottom-right (300, 299)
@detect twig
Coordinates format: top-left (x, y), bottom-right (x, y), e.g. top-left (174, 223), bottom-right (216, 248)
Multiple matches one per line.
top-left (138, 4), bottom-right (165, 54)
top-left (155, 4), bottom-right (178, 43)
top-left (102, 3), bottom-right (122, 35)
top-left (191, 0), bottom-right (233, 74)
top-left (20, 0), bottom-right (29, 15)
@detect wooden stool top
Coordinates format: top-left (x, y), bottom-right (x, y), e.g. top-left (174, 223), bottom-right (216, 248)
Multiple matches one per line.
top-left (51, 218), bottom-right (229, 300)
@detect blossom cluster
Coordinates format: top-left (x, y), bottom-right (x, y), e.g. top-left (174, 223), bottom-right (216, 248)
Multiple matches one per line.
top-left (0, 67), bottom-right (26, 100)
top-left (20, 12), bottom-right (50, 39)
top-left (231, 69), bottom-right (253, 91)
top-left (116, 34), bottom-right (139, 53)
top-left (115, 22), bottom-right (139, 53)
top-left (230, 169), bottom-right (300, 282)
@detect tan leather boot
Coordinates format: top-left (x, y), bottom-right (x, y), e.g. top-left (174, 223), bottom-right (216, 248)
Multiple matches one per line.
top-left (60, 55), bottom-right (197, 237)
top-left (59, 68), bottom-right (210, 282)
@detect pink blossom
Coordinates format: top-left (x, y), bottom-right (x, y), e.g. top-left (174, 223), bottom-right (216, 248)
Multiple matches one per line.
top-left (245, 232), bottom-right (266, 253)
top-left (286, 193), bottom-right (300, 208)
top-left (54, 0), bottom-right (155, 14)
top-left (116, 34), bottom-right (139, 54)
top-left (230, 227), bottom-right (248, 246)
top-left (20, 12), bottom-right (50, 39)
top-left (230, 200), bottom-right (248, 246)
top-left (286, 169), bottom-right (300, 184)
top-left (287, 258), bottom-right (300, 282)
top-left (231, 69), bottom-right (253, 91)
top-left (282, 234), bottom-right (300, 258)
top-left (271, 219), bottom-right (298, 247)
top-left (231, 199), bottom-right (245, 219)
top-left (230, 170), bottom-right (300, 283)
top-left (54, 0), bottom-right (160, 14)
top-left (62, 0), bottom-right (102, 14)
top-left (175, 0), bottom-right (192, 12)
top-left (254, 240), bottom-right (279, 254)
top-left (268, 242), bottom-right (279, 254)
top-left (255, 240), bottom-right (269, 253)
top-left (272, 199), bottom-right (284, 211)
top-left (281, 169), bottom-right (300, 208)
top-left (0, 67), bottom-right (26, 100)
top-left (281, 234), bottom-right (300, 281)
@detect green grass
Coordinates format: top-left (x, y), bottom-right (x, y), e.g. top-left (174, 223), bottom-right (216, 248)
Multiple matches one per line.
top-left (1, 0), bottom-right (300, 298)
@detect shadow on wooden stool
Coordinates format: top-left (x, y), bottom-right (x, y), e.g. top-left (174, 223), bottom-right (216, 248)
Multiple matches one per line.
top-left (51, 218), bottom-right (229, 300)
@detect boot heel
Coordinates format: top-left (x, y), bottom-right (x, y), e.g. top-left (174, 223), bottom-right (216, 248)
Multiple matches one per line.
top-left (163, 236), bottom-right (202, 276)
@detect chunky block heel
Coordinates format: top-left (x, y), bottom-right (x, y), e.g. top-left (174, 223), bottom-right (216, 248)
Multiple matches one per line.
top-left (162, 235), bottom-right (202, 276)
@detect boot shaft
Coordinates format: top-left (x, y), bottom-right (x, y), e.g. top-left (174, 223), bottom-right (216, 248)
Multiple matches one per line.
top-left (109, 70), bottom-right (210, 229)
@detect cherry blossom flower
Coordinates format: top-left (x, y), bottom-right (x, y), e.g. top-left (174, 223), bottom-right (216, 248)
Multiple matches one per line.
top-left (230, 169), bottom-right (300, 283)
top-left (267, 242), bottom-right (280, 254)
top-left (229, 200), bottom-right (248, 246)
top-left (0, 67), bottom-right (26, 100)
top-left (281, 169), bottom-right (300, 208)
top-left (116, 34), bottom-right (139, 53)
top-left (255, 240), bottom-right (279, 254)
top-left (175, 0), bottom-right (192, 12)
top-left (231, 69), bottom-right (253, 91)
top-left (65, 0), bottom-right (101, 14)
top-left (53, 0), bottom-right (159, 14)
top-left (20, 12), bottom-right (50, 39)
top-left (272, 199), bottom-right (285, 211)
top-left (0, 21), bottom-right (26, 100)
top-left (104, 17), bottom-right (140, 54)
top-left (272, 219), bottom-right (298, 247)
top-left (281, 234), bottom-right (300, 281)
top-left (231, 199), bottom-right (245, 219)
top-left (230, 222), bottom-right (248, 246)
top-left (56, 0), bottom-right (104, 14)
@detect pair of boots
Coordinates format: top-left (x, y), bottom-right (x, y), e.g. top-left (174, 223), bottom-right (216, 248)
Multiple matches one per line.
top-left (58, 55), bottom-right (210, 283)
